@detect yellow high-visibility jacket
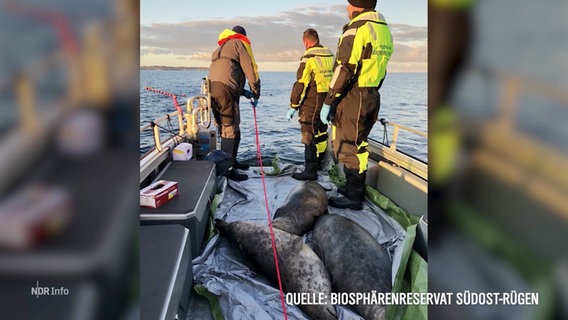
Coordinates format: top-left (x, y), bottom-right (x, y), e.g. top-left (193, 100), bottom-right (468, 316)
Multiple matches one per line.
top-left (325, 10), bottom-right (393, 105)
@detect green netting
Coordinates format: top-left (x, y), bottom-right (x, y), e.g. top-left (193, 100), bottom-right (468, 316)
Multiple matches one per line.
top-left (193, 194), bottom-right (226, 319)
top-left (252, 156), bottom-right (282, 176)
top-left (365, 186), bottom-right (421, 228)
top-left (328, 165), bottom-right (347, 187)
top-left (265, 156), bottom-right (282, 176)
top-left (193, 284), bottom-right (224, 320)
top-left (205, 194), bottom-right (220, 242)
top-left (366, 186), bottom-right (427, 320)
top-left (449, 201), bottom-right (547, 282)
top-left (449, 201), bottom-right (555, 320)
top-left (384, 224), bottom-right (428, 320)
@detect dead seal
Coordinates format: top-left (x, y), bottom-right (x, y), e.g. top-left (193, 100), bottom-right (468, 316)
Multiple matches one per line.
top-left (272, 181), bottom-right (328, 236)
top-left (312, 214), bottom-right (392, 320)
top-left (215, 219), bottom-right (337, 320)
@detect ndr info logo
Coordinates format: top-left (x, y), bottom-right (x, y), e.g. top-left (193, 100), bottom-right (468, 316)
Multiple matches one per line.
top-left (31, 281), bottom-right (70, 298)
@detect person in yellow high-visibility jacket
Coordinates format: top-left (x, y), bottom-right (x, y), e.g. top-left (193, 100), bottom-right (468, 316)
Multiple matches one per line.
top-left (320, 0), bottom-right (393, 210)
top-left (286, 29), bottom-right (334, 180)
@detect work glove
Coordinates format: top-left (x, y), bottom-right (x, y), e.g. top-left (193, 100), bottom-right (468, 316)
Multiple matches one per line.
top-left (250, 97), bottom-right (259, 108)
top-left (320, 104), bottom-right (331, 125)
top-left (286, 108), bottom-right (296, 121)
top-left (243, 89), bottom-right (254, 99)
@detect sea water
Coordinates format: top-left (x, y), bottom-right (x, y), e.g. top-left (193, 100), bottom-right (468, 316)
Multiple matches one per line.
top-left (140, 70), bottom-right (427, 163)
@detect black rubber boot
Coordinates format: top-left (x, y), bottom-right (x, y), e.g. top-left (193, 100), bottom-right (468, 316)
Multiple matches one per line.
top-left (232, 132), bottom-right (249, 170)
top-left (221, 137), bottom-right (235, 157)
top-left (337, 185), bottom-right (348, 196)
top-left (329, 168), bottom-right (366, 210)
top-left (317, 149), bottom-right (326, 170)
top-left (234, 161), bottom-right (250, 170)
top-left (292, 162), bottom-right (318, 181)
top-left (232, 131), bottom-right (241, 158)
top-left (337, 167), bottom-right (364, 196)
top-left (292, 144), bottom-right (318, 181)
top-left (227, 168), bottom-right (248, 181)
top-left (328, 191), bottom-right (364, 210)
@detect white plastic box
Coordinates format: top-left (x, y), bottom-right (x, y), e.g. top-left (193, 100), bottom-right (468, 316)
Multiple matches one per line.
top-left (172, 143), bottom-right (193, 161)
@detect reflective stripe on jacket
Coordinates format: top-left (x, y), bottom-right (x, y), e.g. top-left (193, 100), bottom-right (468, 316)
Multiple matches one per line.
top-left (290, 45), bottom-right (334, 108)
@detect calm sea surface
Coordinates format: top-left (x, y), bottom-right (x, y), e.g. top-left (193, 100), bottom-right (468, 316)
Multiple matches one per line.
top-left (140, 70), bottom-right (427, 163)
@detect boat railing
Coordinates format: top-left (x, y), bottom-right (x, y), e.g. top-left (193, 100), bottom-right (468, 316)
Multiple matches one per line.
top-left (140, 110), bottom-right (185, 152)
top-left (141, 77), bottom-right (213, 153)
top-left (379, 118), bottom-right (428, 152)
top-left (371, 118), bottom-right (428, 180)
top-left (460, 66), bottom-right (568, 218)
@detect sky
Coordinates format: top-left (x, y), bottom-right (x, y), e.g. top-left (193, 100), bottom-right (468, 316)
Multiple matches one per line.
top-left (140, 0), bottom-right (427, 72)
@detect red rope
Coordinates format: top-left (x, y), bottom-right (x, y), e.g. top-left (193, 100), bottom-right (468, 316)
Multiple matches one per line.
top-left (251, 101), bottom-right (289, 320)
top-left (6, 2), bottom-right (79, 55)
top-left (144, 86), bottom-right (184, 114)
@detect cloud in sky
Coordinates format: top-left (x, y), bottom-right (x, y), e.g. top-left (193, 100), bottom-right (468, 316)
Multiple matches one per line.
top-left (141, 5), bottom-right (426, 72)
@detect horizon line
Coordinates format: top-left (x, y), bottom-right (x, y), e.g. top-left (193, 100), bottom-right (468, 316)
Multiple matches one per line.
top-left (140, 65), bottom-right (427, 73)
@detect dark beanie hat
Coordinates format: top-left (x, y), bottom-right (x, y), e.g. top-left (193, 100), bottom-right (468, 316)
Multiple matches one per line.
top-left (232, 25), bottom-right (247, 36)
top-left (348, 0), bottom-right (377, 9)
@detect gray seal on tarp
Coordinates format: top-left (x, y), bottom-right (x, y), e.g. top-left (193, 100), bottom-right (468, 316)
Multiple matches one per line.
top-left (215, 219), bottom-right (337, 320)
top-left (272, 181), bottom-right (328, 236)
top-left (312, 214), bottom-right (392, 320)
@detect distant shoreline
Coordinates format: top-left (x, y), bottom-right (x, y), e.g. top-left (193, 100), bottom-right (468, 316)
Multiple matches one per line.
top-left (140, 66), bottom-right (426, 74)
top-left (140, 66), bottom-right (208, 71)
